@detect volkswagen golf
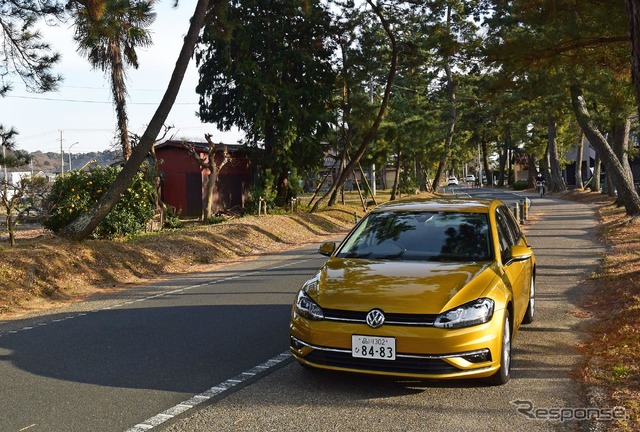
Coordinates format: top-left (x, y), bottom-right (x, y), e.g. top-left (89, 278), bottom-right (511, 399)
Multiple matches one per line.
top-left (289, 198), bottom-right (536, 385)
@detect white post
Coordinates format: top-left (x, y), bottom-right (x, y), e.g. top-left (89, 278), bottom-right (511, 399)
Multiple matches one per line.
top-left (370, 163), bottom-right (376, 197)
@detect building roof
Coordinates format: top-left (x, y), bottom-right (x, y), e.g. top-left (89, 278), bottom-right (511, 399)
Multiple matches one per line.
top-left (155, 140), bottom-right (249, 153)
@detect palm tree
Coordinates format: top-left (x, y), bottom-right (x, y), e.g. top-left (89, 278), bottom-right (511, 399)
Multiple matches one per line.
top-left (72, 0), bottom-right (156, 161)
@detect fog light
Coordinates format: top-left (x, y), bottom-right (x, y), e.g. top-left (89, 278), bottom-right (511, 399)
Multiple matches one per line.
top-left (462, 349), bottom-right (491, 363)
top-left (290, 336), bottom-right (305, 350)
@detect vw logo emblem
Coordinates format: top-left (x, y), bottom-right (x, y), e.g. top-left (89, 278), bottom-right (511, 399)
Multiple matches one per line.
top-left (366, 309), bottom-right (385, 329)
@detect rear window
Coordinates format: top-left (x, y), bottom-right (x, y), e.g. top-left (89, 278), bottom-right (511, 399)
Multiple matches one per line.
top-left (337, 211), bottom-right (493, 262)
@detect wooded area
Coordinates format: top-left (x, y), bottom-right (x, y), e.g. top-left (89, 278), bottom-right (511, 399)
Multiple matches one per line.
top-left (2, 0), bottom-right (640, 240)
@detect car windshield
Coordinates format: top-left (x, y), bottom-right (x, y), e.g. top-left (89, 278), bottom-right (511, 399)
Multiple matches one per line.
top-left (336, 211), bottom-right (492, 262)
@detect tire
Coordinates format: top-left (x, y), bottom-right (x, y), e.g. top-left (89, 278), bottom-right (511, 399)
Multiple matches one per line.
top-left (487, 310), bottom-right (511, 386)
top-left (522, 275), bottom-right (535, 324)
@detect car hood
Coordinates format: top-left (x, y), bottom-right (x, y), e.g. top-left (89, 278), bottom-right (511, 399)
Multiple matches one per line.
top-left (307, 258), bottom-right (498, 314)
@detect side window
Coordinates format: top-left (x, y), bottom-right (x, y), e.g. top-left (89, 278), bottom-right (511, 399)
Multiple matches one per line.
top-left (498, 205), bottom-right (522, 243)
top-left (494, 209), bottom-right (515, 261)
top-left (496, 212), bottom-right (512, 258)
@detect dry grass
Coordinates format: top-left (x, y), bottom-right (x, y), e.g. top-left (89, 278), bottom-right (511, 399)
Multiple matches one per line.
top-left (0, 204), bottom-right (364, 318)
top-left (558, 189), bottom-right (640, 431)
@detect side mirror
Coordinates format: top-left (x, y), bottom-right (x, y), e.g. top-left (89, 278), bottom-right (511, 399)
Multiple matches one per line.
top-left (506, 244), bottom-right (533, 265)
top-left (318, 242), bottom-right (336, 256)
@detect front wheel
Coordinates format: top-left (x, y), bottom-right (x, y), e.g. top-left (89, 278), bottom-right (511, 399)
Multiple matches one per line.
top-left (486, 310), bottom-right (512, 386)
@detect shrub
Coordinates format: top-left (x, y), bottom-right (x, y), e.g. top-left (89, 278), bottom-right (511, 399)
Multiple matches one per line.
top-left (245, 170), bottom-right (277, 215)
top-left (44, 166), bottom-right (155, 238)
top-left (205, 215), bottom-right (226, 225)
top-left (512, 180), bottom-right (529, 191)
top-left (164, 206), bottom-right (184, 229)
top-left (399, 173), bottom-right (419, 195)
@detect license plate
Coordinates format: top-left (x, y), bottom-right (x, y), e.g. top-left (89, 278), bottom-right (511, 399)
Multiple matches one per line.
top-left (352, 335), bottom-right (396, 360)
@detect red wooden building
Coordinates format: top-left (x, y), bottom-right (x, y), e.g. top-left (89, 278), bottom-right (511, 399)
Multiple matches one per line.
top-left (154, 140), bottom-right (253, 217)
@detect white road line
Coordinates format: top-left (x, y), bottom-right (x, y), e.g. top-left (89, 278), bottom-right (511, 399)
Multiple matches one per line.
top-left (124, 351), bottom-right (291, 432)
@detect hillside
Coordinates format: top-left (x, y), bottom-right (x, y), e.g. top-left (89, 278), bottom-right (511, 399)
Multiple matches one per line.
top-left (28, 149), bottom-right (121, 173)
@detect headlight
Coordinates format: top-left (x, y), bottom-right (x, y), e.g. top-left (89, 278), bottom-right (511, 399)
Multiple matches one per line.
top-left (433, 298), bottom-right (494, 329)
top-left (294, 290), bottom-right (324, 321)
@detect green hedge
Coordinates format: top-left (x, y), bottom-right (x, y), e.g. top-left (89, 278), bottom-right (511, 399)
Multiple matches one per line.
top-left (44, 166), bottom-right (155, 238)
top-left (512, 180), bottom-right (529, 191)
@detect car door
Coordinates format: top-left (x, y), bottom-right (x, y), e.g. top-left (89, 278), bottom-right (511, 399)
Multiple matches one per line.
top-left (495, 206), bottom-right (529, 325)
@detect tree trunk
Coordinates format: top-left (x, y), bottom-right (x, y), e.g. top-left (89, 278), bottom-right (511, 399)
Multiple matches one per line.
top-left (7, 214), bottom-right (15, 247)
top-left (276, 168), bottom-right (289, 206)
top-left (625, 0), bottom-right (640, 122)
top-left (430, 10), bottom-right (457, 193)
top-left (434, 66), bottom-right (458, 191)
top-left (482, 139), bottom-right (491, 186)
top-left (575, 135), bottom-right (585, 189)
top-left (497, 144), bottom-right (507, 187)
top-left (311, 0), bottom-right (397, 212)
top-left (547, 116), bottom-right (566, 192)
top-left (507, 149), bottom-right (513, 185)
top-left (592, 153), bottom-right (601, 192)
top-left (416, 158), bottom-right (425, 191)
top-left (526, 153), bottom-right (537, 188)
top-left (110, 40), bottom-right (131, 161)
top-left (570, 85), bottom-right (640, 217)
top-left (339, 152), bottom-right (346, 205)
top-left (59, 0), bottom-right (211, 240)
top-left (204, 167), bottom-right (217, 220)
top-left (606, 130), bottom-right (618, 197)
top-left (390, 144), bottom-right (402, 201)
top-left (432, 159), bottom-right (447, 193)
top-left (612, 116), bottom-right (635, 185)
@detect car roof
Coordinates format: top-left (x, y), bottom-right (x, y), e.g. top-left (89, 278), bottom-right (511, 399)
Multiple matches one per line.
top-left (371, 197), bottom-right (499, 214)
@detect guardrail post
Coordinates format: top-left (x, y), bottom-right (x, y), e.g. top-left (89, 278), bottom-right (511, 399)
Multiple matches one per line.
top-left (519, 198), bottom-right (527, 223)
top-left (512, 202), bottom-right (520, 223)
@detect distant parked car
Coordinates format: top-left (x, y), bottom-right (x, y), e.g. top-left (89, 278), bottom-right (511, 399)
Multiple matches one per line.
top-left (447, 177), bottom-right (459, 185)
top-left (465, 175), bottom-right (476, 183)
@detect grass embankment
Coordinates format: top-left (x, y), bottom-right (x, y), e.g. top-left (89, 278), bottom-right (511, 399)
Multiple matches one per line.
top-left (0, 202), bottom-right (366, 318)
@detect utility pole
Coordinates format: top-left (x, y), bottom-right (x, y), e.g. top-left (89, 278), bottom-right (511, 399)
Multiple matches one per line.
top-left (68, 142), bottom-right (79, 171)
top-left (478, 142), bottom-right (481, 182)
top-left (369, 76), bottom-right (377, 198)
top-left (60, 130), bottom-right (64, 174)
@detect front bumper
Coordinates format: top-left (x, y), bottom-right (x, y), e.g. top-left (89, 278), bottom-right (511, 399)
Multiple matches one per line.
top-left (289, 309), bottom-right (506, 380)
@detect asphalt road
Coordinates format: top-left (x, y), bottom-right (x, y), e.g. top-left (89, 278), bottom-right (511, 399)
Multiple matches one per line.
top-left (157, 190), bottom-right (612, 432)
top-left (0, 246), bottom-right (331, 432)
top-left (0, 190), bottom-right (614, 432)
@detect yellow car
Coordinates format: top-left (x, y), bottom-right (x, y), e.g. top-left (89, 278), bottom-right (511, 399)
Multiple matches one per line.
top-left (290, 198), bottom-right (535, 385)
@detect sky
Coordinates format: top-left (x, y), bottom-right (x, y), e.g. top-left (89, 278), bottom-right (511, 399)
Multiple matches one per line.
top-left (3, 1), bottom-right (243, 156)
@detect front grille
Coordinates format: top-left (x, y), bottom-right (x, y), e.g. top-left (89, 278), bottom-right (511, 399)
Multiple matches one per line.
top-left (304, 350), bottom-right (459, 375)
top-left (323, 308), bottom-right (438, 326)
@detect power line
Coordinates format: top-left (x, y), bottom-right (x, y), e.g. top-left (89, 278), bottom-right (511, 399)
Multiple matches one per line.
top-left (60, 85), bottom-right (166, 92)
top-left (6, 94), bottom-right (197, 105)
